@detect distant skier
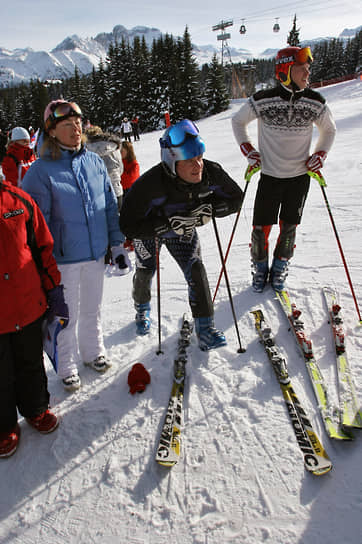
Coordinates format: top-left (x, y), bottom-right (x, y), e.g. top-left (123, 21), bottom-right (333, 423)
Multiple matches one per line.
top-left (121, 118), bottom-right (133, 142)
top-left (232, 46), bottom-right (336, 292)
top-left (131, 116), bottom-right (140, 141)
top-left (119, 119), bottom-right (243, 350)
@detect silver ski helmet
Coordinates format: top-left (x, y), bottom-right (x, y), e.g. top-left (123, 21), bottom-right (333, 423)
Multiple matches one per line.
top-left (160, 119), bottom-right (205, 176)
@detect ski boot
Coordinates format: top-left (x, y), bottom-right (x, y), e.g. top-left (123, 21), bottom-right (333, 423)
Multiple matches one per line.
top-left (251, 260), bottom-right (269, 293)
top-left (194, 316), bottom-right (227, 351)
top-left (135, 302), bottom-right (151, 335)
top-left (270, 257), bottom-right (289, 292)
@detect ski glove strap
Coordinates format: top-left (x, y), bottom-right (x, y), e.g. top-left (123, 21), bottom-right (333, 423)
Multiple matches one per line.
top-left (189, 203), bottom-right (213, 226)
top-left (169, 215), bottom-right (196, 239)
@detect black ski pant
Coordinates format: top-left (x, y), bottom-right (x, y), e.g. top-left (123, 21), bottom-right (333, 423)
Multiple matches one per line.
top-left (0, 316), bottom-right (50, 433)
top-left (132, 231), bottom-right (213, 318)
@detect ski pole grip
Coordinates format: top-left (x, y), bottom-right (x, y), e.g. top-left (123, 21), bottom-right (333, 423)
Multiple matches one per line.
top-left (245, 164), bottom-right (261, 182)
top-left (308, 170), bottom-right (327, 187)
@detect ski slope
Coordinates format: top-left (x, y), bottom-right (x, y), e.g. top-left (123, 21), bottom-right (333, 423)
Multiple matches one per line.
top-left (1, 78), bottom-right (362, 544)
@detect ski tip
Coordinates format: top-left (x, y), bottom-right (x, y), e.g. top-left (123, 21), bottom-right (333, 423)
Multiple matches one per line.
top-left (312, 464), bottom-right (333, 476)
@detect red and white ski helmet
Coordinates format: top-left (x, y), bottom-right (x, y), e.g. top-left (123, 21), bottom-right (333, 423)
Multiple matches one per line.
top-left (275, 46), bottom-right (313, 86)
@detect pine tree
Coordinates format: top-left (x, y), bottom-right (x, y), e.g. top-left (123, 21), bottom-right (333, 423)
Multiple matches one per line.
top-left (148, 35), bottom-right (174, 130)
top-left (28, 79), bottom-right (49, 130)
top-left (171, 26), bottom-right (202, 121)
top-left (106, 39), bottom-right (133, 129)
top-left (88, 63), bottom-right (112, 128)
top-left (203, 54), bottom-right (229, 114)
top-left (127, 36), bottom-right (151, 130)
top-left (13, 84), bottom-right (31, 128)
top-left (287, 15), bottom-right (300, 47)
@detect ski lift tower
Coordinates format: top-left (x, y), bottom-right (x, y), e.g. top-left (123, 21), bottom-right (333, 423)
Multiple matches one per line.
top-left (212, 20), bottom-right (233, 66)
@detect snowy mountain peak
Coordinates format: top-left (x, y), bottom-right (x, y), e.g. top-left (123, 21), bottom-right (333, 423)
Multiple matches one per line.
top-left (51, 35), bottom-right (89, 52)
top-left (94, 24), bottom-right (163, 50)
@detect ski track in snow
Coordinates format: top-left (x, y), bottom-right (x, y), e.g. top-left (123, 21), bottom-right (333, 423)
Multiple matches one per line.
top-left (1, 79), bottom-right (362, 543)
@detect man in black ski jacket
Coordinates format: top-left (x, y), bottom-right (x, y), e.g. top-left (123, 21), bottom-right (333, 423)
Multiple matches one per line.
top-left (119, 119), bottom-right (243, 351)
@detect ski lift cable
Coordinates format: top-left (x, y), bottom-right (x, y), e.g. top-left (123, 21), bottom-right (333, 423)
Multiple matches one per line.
top-left (233, 0), bottom-right (344, 22)
top-left (229, 0), bottom-right (344, 27)
top-left (191, 0), bottom-right (354, 44)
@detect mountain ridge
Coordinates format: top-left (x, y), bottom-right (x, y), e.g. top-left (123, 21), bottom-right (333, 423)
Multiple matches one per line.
top-left (0, 24), bottom-right (360, 88)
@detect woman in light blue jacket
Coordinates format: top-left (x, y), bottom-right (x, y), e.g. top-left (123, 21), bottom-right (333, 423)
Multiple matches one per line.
top-left (23, 100), bottom-right (130, 392)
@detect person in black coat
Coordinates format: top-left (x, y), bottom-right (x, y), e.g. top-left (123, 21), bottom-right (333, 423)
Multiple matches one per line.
top-left (119, 119), bottom-right (243, 350)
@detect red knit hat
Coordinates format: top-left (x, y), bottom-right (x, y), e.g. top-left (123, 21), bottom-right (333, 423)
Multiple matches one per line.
top-left (128, 363), bottom-right (151, 394)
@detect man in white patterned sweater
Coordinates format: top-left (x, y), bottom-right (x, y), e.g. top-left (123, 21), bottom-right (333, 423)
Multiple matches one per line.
top-left (232, 46), bottom-right (336, 292)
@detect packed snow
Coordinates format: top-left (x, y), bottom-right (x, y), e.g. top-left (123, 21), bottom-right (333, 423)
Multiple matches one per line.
top-left (1, 78), bottom-right (362, 544)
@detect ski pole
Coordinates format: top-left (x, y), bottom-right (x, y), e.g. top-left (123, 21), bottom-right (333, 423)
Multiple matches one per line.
top-left (213, 165), bottom-right (260, 302)
top-left (309, 171), bottom-right (362, 324)
top-left (212, 216), bottom-right (246, 353)
top-left (155, 237), bottom-right (164, 354)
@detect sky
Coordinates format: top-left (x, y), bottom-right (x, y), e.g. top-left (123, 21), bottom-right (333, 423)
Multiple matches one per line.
top-left (2, 0), bottom-right (362, 56)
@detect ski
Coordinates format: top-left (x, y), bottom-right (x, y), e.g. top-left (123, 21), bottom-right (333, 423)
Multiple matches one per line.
top-left (155, 314), bottom-right (193, 466)
top-left (275, 289), bottom-right (352, 441)
top-left (252, 309), bottom-right (332, 475)
top-left (323, 286), bottom-right (362, 430)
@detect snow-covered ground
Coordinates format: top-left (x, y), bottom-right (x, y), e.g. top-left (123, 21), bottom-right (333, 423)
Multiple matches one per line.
top-left (1, 79), bottom-right (362, 544)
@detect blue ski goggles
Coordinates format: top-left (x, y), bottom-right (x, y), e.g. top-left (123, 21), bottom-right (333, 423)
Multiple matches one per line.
top-left (160, 119), bottom-right (199, 148)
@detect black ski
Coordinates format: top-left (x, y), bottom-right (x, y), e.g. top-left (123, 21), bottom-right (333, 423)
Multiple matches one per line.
top-left (155, 314), bottom-right (193, 466)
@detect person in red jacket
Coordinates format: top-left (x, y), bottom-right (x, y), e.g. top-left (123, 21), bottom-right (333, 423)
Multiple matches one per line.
top-left (0, 180), bottom-right (69, 458)
top-left (121, 141), bottom-right (140, 195)
top-left (1, 127), bottom-right (36, 187)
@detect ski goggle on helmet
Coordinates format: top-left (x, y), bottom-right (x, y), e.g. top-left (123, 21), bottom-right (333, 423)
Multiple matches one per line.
top-left (160, 119), bottom-right (206, 176)
top-left (44, 100), bottom-right (82, 131)
top-left (275, 46), bottom-right (313, 86)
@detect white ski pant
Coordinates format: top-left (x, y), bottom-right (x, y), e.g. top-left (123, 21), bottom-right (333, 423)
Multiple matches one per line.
top-left (56, 259), bottom-right (106, 379)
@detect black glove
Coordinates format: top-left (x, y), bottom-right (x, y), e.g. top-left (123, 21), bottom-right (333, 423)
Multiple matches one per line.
top-left (47, 285), bottom-right (69, 325)
top-left (212, 201), bottom-right (230, 217)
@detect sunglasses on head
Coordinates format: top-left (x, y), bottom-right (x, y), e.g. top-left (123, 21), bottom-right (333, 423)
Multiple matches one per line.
top-left (160, 119), bottom-right (199, 148)
top-left (45, 102), bottom-right (82, 130)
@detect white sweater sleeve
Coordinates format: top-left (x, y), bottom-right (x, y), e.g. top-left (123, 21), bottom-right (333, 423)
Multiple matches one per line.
top-left (231, 99), bottom-right (258, 147)
top-left (313, 104), bottom-right (336, 154)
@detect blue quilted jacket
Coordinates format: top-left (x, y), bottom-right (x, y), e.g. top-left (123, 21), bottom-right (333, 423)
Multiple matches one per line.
top-left (22, 139), bottom-right (123, 264)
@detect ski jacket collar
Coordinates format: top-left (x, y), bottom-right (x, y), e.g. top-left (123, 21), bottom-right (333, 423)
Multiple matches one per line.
top-left (279, 82), bottom-right (305, 102)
